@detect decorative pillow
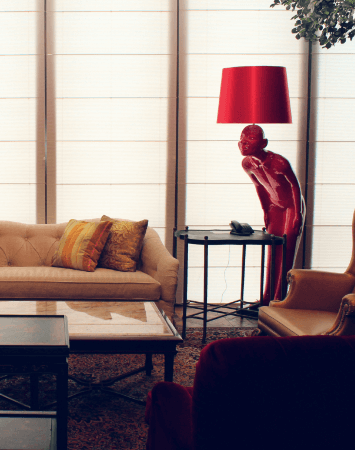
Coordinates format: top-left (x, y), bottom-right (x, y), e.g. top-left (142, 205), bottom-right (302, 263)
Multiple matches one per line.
top-left (51, 219), bottom-right (113, 272)
top-left (98, 215), bottom-right (148, 272)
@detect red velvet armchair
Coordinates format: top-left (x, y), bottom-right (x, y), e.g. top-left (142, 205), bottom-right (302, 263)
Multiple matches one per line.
top-left (146, 335), bottom-right (355, 450)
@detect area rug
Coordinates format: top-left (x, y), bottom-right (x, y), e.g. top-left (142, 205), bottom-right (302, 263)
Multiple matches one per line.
top-left (0, 327), bottom-right (256, 450)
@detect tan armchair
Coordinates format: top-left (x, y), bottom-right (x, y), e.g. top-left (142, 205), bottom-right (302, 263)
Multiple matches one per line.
top-left (258, 211), bottom-right (355, 336)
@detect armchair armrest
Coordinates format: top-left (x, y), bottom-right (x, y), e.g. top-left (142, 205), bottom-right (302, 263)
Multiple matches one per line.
top-left (324, 293), bottom-right (355, 335)
top-left (140, 230), bottom-right (179, 305)
top-left (270, 269), bottom-right (355, 312)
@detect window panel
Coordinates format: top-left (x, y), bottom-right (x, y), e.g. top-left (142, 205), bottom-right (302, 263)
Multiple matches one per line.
top-left (54, 55), bottom-right (174, 98)
top-left (313, 142), bottom-right (355, 184)
top-left (0, 143), bottom-right (36, 183)
top-left (0, 99), bottom-right (38, 141)
top-left (0, 185), bottom-right (36, 223)
top-left (0, 4), bottom-right (44, 224)
top-left (313, 99), bottom-right (355, 142)
top-left (56, 184), bottom-right (166, 228)
top-left (186, 184), bottom-right (264, 227)
top-left (311, 226), bottom-right (352, 269)
top-left (185, 0), bottom-right (275, 10)
top-left (313, 185), bottom-right (355, 226)
top-left (55, 98), bottom-right (173, 142)
top-left (0, 12), bottom-right (39, 54)
top-left (53, 11), bottom-right (171, 55)
top-left (187, 241), bottom-right (266, 268)
top-left (315, 54), bottom-right (355, 98)
top-left (0, 1), bottom-right (42, 11)
top-left (188, 267), bottom-right (262, 304)
top-left (310, 41), bottom-right (355, 271)
top-left (50, 3), bottom-right (176, 244)
top-left (50, 0), bottom-right (173, 12)
top-left (56, 142), bottom-right (168, 185)
top-left (186, 10), bottom-right (303, 54)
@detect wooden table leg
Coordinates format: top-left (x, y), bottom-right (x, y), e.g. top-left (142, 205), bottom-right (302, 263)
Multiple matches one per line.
top-left (145, 353), bottom-right (153, 376)
top-left (164, 353), bottom-right (175, 382)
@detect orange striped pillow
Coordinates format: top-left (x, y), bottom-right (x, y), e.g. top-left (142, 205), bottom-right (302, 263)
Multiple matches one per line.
top-left (51, 219), bottom-right (113, 272)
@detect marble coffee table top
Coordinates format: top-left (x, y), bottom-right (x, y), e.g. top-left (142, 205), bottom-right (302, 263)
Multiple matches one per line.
top-left (0, 301), bottom-right (178, 341)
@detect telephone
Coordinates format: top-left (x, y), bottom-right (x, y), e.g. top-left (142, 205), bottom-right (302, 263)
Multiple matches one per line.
top-left (230, 220), bottom-right (254, 236)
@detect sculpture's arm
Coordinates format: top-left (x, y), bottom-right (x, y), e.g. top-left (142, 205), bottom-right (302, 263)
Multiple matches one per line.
top-left (242, 162), bottom-right (272, 228)
top-left (275, 156), bottom-right (304, 233)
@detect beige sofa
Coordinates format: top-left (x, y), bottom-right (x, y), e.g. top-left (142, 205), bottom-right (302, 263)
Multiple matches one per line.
top-left (0, 219), bottom-right (179, 321)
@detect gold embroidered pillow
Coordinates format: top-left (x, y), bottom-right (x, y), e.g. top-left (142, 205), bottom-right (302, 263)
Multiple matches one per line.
top-left (98, 215), bottom-right (148, 272)
top-left (52, 219), bottom-right (113, 272)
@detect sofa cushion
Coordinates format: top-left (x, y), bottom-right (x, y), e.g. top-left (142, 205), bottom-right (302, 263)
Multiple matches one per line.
top-left (258, 306), bottom-right (337, 336)
top-left (0, 266), bottom-right (161, 300)
top-left (52, 219), bottom-right (113, 272)
top-left (98, 215), bottom-right (148, 272)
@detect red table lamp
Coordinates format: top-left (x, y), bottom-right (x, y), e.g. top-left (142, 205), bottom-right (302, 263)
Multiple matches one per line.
top-left (216, 66), bottom-right (305, 305)
top-left (217, 66), bottom-right (292, 125)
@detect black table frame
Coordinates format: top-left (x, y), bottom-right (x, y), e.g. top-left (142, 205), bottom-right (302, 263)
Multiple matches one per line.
top-left (65, 308), bottom-right (182, 406)
top-left (0, 304), bottom-right (182, 409)
top-left (174, 228), bottom-right (286, 343)
top-left (0, 315), bottom-right (69, 450)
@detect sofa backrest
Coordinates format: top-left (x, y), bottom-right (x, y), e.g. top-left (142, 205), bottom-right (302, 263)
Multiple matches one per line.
top-left (192, 335), bottom-right (355, 450)
top-left (0, 218), bottom-right (156, 267)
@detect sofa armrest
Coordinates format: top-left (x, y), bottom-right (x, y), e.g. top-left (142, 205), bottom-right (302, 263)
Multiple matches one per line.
top-left (269, 269), bottom-right (355, 312)
top-left (146, 382), bottom-right (193, 450)
top-left (140, 232), bottom-right (179, 305)
top-left (323, 293), bottom-right (355, 335)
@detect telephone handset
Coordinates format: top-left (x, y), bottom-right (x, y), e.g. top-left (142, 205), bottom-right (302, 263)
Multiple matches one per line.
top-left (230, 220), bottom-right (254, 236)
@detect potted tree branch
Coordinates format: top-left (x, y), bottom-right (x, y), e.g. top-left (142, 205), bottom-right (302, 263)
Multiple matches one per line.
top-left (271, 0), bottom-right (355, 48)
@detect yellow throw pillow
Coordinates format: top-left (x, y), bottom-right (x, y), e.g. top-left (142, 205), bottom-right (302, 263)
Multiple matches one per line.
top-left (98, 215), bottom-right (148, 272)
top-left (52, 219), bottom-right (113, 272)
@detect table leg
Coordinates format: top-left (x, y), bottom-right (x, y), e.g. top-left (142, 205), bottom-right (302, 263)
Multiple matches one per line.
top-left (164, 353), bottom-right (175, 382)
top-left (203, 236), bottom-right (208, 344)
top-left (145, 353), bottom-right (153, 376)
top-left (56, 361), bottom-right (68, 450)
top-left (182, 231), bottom-right (189, 339)
top-left (260, 245), bottom-right (265, 306)
top-left (282, 234), bottom-right (287, 299)
top-left (270, 235), bottom-right (276, 301)
top-left (30, 373), bottom-right (39, 410)
top-left (241, 245), bottom-right (246, 309)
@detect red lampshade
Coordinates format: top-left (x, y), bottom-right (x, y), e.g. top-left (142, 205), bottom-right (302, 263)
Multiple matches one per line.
top-left (217, 66), bottom-right (292, 124)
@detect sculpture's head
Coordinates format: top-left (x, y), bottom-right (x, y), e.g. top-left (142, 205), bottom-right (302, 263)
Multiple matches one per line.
top-left (238, 125), bottom-right (268, 157)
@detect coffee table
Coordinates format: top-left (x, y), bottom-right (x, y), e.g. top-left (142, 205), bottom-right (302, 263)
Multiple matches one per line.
top-left (0, 300), bottom-right (183, 405)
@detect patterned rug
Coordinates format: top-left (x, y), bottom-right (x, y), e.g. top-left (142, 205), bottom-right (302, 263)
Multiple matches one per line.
top-left (0, 327), bottom-right (256, 450)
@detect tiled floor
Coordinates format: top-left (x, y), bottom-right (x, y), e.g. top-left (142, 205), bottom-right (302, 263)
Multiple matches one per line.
top-left (174, 302), bottom-right (258, 330)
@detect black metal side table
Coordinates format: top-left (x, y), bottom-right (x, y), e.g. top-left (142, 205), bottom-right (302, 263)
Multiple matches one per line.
top-left (174, 228), bottom-right (286, 343)
top-left (0, 315), bottom-right (70, 450)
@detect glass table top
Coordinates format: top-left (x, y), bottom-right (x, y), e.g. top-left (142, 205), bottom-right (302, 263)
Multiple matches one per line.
top-left (0, 301), bottom-right (176, 341)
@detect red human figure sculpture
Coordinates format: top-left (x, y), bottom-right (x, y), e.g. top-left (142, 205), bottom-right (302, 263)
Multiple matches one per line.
top-left (239, 125), bottom-right (305, 305)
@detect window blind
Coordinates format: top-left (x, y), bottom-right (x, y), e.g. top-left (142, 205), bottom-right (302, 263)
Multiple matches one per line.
top-left (309, 41), bottom-right (355, 272)
top-left (46, 0), bottom-right (177, 247)
top-left (177, 0), bottom-right (309, 303)
top-left (0, 0), bottom-right (45, 224)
